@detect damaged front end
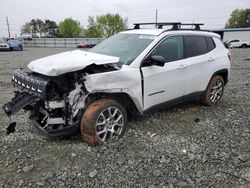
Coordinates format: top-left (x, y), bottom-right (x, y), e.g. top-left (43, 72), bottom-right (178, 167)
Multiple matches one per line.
top-left (3, 69), bottom-right (88, 137)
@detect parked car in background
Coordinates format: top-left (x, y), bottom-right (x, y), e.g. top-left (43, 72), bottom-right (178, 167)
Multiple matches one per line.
top-left (77, 42), bottom-right (96, 49)
top-left (7, 39), bottom-right (23, 51)
top-left (225, 39), bottom-right (250, 48)
top-left (0, 38), bottom-right (11, 51)
top-left (21, 33), bottom-right (33, 41)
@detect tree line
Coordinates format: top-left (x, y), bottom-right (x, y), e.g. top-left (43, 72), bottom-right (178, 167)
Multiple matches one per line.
top-left (21, 13), bottom-right (127, 38)
top-left (226, 9), bottom-right (250, 28)
top-left (21, 9), bottom-right (250, 38)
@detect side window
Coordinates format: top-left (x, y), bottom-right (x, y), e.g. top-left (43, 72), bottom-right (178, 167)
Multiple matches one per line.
top-left (230, 39), bottom-right (239, 43)
top-left (206, 37), bottom-right (216, 52)
top-left (151, 36), bottom-right (183, 62)
top-left (184, 36), bottom-right (207, 58)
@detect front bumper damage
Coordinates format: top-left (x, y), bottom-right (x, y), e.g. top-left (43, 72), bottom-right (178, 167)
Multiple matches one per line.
top-left (3, 69), bottom-right (47, 116)
top-left (2, 70), bottom-right (80, 137)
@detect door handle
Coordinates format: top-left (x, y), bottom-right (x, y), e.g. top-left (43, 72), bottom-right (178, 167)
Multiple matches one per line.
top-left (178, 64), bottom-right (187, 69)
top-left (208, 57), bottom-right (215, 62)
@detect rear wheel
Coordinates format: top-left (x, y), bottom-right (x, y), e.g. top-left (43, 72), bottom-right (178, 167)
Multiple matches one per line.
top-left (81, 98), bottom-right (127, 145)
top-left (202, 75), bottom-right (225, 106)
top-left (242, 44), bottom-right (247, 48)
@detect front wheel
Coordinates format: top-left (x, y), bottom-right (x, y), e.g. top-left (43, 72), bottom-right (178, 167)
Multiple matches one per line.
top-left (81, 98), bottom-right (127, 145)
top-left (242, 44), bottom-right (247, 48)
top-left (202, 75), bottom-right (225, 106)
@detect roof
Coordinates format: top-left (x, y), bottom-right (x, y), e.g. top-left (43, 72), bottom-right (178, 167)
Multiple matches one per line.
top-left (121, 29), bottom-right (164, 35)
top-left (121, 28), bottom-right (220, 38)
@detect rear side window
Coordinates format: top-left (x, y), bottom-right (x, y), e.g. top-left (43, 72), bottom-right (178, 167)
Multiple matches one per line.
top-left (230, 39), bottom-right (239, 43)
top-left (206, 37), bottom-right (216, 51)
top-left (184, 36), bottom-right (207, 58)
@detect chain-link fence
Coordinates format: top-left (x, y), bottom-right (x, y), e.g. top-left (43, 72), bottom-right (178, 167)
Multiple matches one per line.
top-left (23, 38), bottom-right (104, 48)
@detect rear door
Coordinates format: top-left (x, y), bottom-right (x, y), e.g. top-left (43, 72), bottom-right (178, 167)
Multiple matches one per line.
top-left (183, 35), bottom-right (216, 95)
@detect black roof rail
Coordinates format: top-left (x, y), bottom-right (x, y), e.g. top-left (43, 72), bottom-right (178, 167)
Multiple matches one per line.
top-left (133, 22), bottom-right (181, 30)
top-left (133, 22), bottom-right (205, 31)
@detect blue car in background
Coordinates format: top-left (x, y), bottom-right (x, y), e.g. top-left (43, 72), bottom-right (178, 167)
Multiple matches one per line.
top-left (0, 38), bottom-right (23, 51)
top-left (8, 39), bottom-right (23, 51)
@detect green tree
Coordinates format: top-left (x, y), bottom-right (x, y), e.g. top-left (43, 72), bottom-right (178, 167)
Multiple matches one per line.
top-left (226, 9), bottom-right (250, 28)
top-left (44, 19), bottom-right (58, 37)
top-left (58, 18), bottom-right (83, 38)
top-left (21, 22), bottom-right (32, 34)
top-left (85, 16), bottom-right (103, 37)
top-left (29, 19), bottom-right (39, 37)
top-left (21, 19), bottom-right (58, 37)
top-left (86, 13), bottom-right (127, 38)
top-left (36, 19), bottom-right (45, 37)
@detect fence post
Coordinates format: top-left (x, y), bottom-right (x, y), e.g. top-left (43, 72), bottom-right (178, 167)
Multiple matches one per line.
top-left (64, 39), bottom-right (66, 48)
top-left (54, 38), bottom-right (56, 48)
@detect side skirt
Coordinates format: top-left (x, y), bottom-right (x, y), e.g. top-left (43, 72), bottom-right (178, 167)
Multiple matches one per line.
top-left (144, 91), bottom-right (204, 114)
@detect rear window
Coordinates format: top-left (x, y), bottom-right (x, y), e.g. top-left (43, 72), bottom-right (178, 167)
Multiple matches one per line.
top-left (206, 37), bottom-right (216, 51)
top-left (184, 36), bottom-right (207, 58)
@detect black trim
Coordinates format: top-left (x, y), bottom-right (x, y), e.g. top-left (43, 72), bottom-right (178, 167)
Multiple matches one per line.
top-left (139, 67), bottom-right (144, 108)
top-left (30, 117), bottom-right (80, 137)
top-left (210, 69), bottom-right (229, 85)
top-left (2, 92), bottom-right (37, 116)
top-left (148, 90), bottom-right (165, 96)
top-left (144, 91), bottom-right (203, 114)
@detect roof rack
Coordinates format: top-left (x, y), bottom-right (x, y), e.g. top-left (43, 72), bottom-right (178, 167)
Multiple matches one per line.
top-left (133, 22), bottom-right (181, 30)
top-left (133, 22), bottom-right (204, 30)
top-left (180, 23), bottom-right (204, 30)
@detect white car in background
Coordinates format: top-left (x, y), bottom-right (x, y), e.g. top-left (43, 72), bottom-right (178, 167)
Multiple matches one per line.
top-left (0, 38), bottom-right (10, 51)
top-left (3, 23), bottom-right (231, 145)
top-left (227, 39), bottom-right (250, 48)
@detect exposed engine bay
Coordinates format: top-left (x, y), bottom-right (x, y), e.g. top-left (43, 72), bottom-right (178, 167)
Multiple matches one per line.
top-left (3, 63), bottom-right (119, 136)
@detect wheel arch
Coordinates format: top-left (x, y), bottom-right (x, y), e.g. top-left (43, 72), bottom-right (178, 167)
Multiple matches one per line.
top-left (84, 92), bottom-right (142, 120)
top-left (210, 69), bottom-right (229, 85)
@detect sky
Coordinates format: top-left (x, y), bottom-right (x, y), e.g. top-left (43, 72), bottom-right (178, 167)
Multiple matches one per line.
top-left (1, 0), bottom-right (250, 37)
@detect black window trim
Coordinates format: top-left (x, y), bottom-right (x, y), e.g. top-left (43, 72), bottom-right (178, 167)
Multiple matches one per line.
top-left (141, 35), bottom-right (185, 67)
top-left (141, 34), bottom-right (217, 67)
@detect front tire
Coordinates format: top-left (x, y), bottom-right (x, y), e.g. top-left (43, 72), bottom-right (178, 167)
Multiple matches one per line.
top-left (202, 75), bottom-right (225, 106)
top-left (81, 98), bottom-right (127, 145)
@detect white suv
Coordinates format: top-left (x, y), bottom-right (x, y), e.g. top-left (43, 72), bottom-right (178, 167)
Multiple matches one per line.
top-left (3, 23), bottom-right (231, 145)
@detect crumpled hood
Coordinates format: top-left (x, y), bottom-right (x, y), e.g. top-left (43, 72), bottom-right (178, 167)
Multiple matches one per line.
top-left (28, 50), bottom-right (119, 76)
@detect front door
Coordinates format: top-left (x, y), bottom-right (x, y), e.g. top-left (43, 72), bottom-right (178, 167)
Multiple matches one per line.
top-left (141, 36), bottom-right (186, 111)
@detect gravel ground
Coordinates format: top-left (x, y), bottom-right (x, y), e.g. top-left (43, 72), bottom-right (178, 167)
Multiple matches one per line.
top-left (0, 47), bottom-right (250, 187)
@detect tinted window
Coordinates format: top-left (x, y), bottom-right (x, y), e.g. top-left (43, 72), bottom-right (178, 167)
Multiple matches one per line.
top-left (206, 37), bottom-right (216, 51)
top-left (184, 36), bottom-right (207, 58)
top-left (151, 36), bottom-right (183, 62)
top-left (230, 39), bottom-right (239, 43)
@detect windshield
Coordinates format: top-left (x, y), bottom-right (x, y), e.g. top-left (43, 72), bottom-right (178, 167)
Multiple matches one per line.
top-left (90, 33), bottom-right (155, 65)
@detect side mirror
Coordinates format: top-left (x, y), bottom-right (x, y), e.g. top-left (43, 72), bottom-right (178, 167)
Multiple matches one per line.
top-left (143, 55), bottom-right (165, 67)
top-left (150, 55), bottom-right (165, 66)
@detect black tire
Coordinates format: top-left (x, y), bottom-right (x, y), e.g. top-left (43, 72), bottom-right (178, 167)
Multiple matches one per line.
top-left (242, 44), bottom-right (247, 48)
top-left (202, 75), bottom-right (225, 106)
top-left (81, 98), bottom-right (127, 145)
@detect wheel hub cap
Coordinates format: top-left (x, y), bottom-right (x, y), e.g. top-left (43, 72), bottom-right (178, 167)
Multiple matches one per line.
top-left (95, 107), bottom-right (124, 142)
top-left (210, 80), bottom-right (223, 103)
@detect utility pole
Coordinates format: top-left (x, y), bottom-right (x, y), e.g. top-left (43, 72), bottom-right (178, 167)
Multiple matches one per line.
top-left (155, 9), bottom-right (158, 28)
top-left (6, 17), bottom-right (11, 37)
